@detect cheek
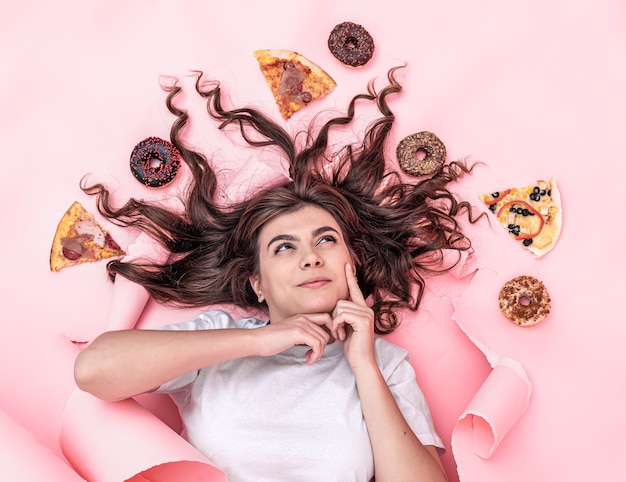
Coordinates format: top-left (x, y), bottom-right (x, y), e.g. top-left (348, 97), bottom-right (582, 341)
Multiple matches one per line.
top-left (257, 260), bottom-right (284, 289)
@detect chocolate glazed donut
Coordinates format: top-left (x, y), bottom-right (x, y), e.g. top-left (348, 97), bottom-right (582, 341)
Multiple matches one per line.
top-left (396, 131), bottom-right (447, 176)
top-left (328, 22), bottom-right (375, 67)
top-left (130, 136), bottom-right (181, 188)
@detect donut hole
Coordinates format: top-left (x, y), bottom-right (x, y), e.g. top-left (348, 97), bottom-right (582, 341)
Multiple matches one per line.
top-left (149, 157), bottom-right (162, 169)
top-left (518, 295), bottom-right (532, 307)
top-left (346, 37), bottom-right (358, 49)
top-left (416, 149), bottom-right (427, 161)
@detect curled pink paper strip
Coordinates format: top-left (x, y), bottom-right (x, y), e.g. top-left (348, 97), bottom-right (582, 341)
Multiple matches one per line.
top-left (0, 408), bottom-right (84, 482)
top-left (126, 461), bottom-right (228, 482)
top-left (452, 359), bottom-right (531, 459)
top-left (105, 275), bottom-right (152, 332)
top-left (60, 389), bottom-right (227, 482)
top-left (105, 233), bottom-right (171, 332)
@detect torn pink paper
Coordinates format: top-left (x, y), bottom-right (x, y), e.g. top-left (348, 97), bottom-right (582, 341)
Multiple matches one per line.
top-left (104, 233), bottom-right (169, 332)
top-left (0, 408), bottom-right (84, 482)
top-left (450, 266), bottom-right (536, 479)
top-left (60, 390), bottom-right (227, 482)
top-left (127, 461), bottom-right (229, 482)
top-left (452, 359), bottom-right (531, 459)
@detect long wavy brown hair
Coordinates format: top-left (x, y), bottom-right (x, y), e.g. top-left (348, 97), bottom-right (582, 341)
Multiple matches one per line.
top-left (83, 66), bottom-right (480, 334)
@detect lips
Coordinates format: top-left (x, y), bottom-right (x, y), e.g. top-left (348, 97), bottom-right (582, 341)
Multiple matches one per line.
top-left (298, 276), bottom-right (331, 288)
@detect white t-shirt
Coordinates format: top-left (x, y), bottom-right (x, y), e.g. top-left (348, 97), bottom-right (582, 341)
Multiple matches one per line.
top-left (157, 309), bottom-right (444, 482)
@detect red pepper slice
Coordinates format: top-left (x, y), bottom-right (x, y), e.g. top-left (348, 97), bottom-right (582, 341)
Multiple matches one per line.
top-left (497, 200), bottom-right (544, 240)
top-left (483, 189), bottom-right (511, 205)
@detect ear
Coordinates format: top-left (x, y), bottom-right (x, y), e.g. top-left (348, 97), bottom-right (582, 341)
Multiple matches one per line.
top-left (249, 275), bottom-right (264, 302)
top-left (249, 275), bottom-right (260, 293)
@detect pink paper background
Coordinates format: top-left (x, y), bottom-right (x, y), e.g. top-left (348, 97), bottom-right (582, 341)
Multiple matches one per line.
top-left (2, 1), bottom-right (625, 480)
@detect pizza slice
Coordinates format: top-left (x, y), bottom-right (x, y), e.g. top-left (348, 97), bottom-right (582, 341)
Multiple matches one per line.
top-left (253, 49), bottom-right (337, 120)
top-left (479, 177), bottom-right (562, 258)
top-left (50, 201), bottom-right (125, 272)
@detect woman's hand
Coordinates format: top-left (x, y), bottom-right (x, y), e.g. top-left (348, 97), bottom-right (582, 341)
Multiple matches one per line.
top-left (333, 263), bottom-right (448, 481)
top-left (255, 313), bottom-right (334, 365)
top-left (255, 263), bottom-right (375, 367)
top-left (331, 263), bottom-right (376, 369)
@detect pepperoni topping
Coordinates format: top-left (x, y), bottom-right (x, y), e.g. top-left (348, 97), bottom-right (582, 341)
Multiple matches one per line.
top-left (105, 232), bottom-right (121, 250)
top-left (62, 247), bottom-right (82, 260)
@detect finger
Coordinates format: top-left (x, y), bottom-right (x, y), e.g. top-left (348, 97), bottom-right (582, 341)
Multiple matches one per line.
top-left (304, 313), bottom-right (334, 329)
top-left (305, 334), bottom-right (328, 364)
top-left (306, 348), bottom-right (321, 365)
top-left (331, 319), bottom-right (347, 342)
top-left (302, 313), bottom-right (337, 342)
top-left (299, 323), bottom-right (330, 365)
top-left (329, 304), bottom-right (346, 341)
top-left (345, 263), bottom-right (366, 306)
top-left (333, 300), bottom-right (375, 337)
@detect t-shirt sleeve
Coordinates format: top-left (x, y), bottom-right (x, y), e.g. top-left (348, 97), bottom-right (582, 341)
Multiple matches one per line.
top-left (374, 338), bottom-right (445, 451)
top-left (154, 310), bottom-right (267, 396)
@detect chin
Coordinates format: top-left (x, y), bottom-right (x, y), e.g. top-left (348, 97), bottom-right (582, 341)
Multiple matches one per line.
top-left (302, 298), bottom-right (341, 314)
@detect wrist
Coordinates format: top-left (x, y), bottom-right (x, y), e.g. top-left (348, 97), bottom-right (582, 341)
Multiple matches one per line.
top-left (246, 327), bottom-right (264, 357)
top-left (349, 356), bottom-right (381, 379)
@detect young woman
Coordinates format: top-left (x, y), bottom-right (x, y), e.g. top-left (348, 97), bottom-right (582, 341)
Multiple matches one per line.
top-left (75, 66), bottom-right (477, 481)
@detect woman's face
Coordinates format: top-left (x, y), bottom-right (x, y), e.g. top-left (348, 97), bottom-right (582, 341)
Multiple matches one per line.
top-left (249, 205), bottom-right (353, 323)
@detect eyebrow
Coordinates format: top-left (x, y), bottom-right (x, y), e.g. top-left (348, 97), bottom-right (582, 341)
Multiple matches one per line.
top-left (266, 226), bottom-right (340, 250)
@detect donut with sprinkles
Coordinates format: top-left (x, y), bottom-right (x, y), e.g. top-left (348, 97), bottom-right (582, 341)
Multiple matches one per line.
top-left (327, 21), bottom-right (375, 67)
top-left (396, 131), bottom-right (447, 177)
top-left (498, 275), bottom-right (551, 326)
top-left (130, 137), bottom-right (181, 188)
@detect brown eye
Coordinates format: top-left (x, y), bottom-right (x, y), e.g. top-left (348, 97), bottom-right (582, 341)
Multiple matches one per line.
top-left (274, 243), bottom-right (294, 254)
top-left (317, 235), bottom-right (337, 245)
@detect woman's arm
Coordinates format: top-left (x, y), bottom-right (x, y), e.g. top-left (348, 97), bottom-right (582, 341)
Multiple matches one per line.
top-left (332, 265), bottom-right (447, 482)
top-left (75, 313), bottom-right (333, 402)
top-left (352, 363), bottom-right (447, 482)
top-left (74, 327), bottom-right (259, 401)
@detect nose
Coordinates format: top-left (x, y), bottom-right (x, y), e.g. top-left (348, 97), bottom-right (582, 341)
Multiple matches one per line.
top-left (300, 248), bottom-right (323, 269)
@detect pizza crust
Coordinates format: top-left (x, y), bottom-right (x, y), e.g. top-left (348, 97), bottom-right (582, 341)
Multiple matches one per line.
top-left (528, 179), bottom-right (562, 257)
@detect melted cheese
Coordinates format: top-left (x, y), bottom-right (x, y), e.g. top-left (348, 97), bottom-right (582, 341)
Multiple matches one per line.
top-left (481, 178), bottom-right (561, 256)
